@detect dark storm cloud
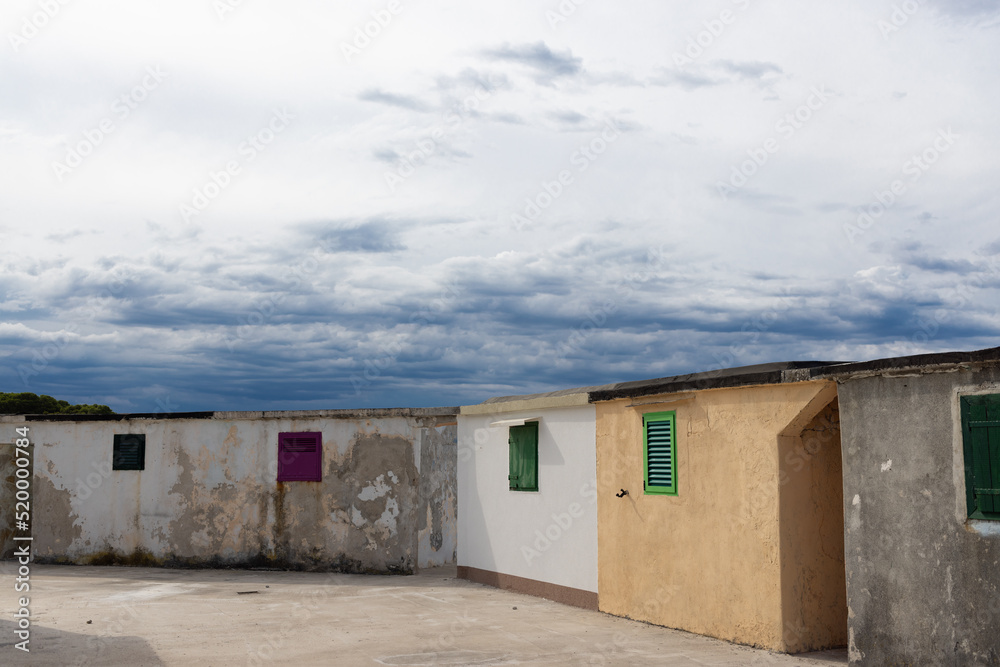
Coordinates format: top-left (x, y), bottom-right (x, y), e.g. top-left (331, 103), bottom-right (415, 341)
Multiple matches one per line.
top-left (317, 221), bottom-right (407, 254)
top-left (483, 42), bottom-right (583, 84)
top-left (358, 89), bottom-right (431, 111)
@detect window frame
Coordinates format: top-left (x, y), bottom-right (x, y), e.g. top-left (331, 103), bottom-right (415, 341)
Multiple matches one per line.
top-left (643, 411), bottom-right (677, 496)
top-left (112, 433), bottom-right (146, 471)
top-left (960, 394), bottom-right (1000, 521)
top-left (508, 421), bottom-right (539, 492)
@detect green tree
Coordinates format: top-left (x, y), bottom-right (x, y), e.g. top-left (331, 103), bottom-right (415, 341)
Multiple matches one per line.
top-left (0, 392), bottom-right (114, 415)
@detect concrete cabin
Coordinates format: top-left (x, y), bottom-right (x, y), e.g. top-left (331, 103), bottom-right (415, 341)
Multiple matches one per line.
top-left (0, 408), bottom-right (458, 573)
top-left (457, 386), bottom-right (601, 609)
top-left (4, 346), bottom-right (1000, 666)
top-left (591, 364), bottom-right (846, 653)
top-left (458, 362), bottom-right (848, 653)
top-left (458, 347), bottom-right (1000, 665)
top-left (819, 348), bottom-right (1000, 666)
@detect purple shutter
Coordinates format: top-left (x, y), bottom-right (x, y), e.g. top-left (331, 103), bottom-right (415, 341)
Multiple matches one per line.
top-left (277, 431), bottom-right (322, 481)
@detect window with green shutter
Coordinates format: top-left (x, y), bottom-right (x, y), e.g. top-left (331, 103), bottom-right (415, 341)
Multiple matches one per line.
top-left (644, 411), bottom-right (677, 495)
top-left (961, 395), bottom-right (1000, 521)
top-left (508, 421), bottom-right (538, 492)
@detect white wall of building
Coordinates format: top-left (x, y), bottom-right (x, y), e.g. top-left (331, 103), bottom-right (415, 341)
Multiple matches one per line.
top-left (458, 404), bottom-right (598, 593)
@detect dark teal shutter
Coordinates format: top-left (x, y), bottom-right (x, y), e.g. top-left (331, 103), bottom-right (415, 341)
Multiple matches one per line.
top-left (962, 395), bottom-right (1000, 519)
top-left (644, 412), bottom-right (677, 495)
top-left (508, 422), bottom-right (538, 491)
top-left (113, 434), bottom-right (145, 471)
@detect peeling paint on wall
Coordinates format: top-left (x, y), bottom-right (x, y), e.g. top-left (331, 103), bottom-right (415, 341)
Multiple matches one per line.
top-left (31, 472), bottom-right (82, 558)
top-left (6, 409), bottom-right (457, 574)
top-left (417, 424), bottom-right (458, 567)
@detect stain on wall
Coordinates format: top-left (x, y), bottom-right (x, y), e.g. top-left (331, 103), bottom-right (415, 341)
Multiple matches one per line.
top-left (838, 368), bottom-right (1000, 666)
top-left (417, 423), bottom-right (458, 567)
top-left (2, 409), bottom-right (457, 574)
top-left (0, 443), bottom-right (24, 559)
top-left (32, 472), bottom-right (82, 559)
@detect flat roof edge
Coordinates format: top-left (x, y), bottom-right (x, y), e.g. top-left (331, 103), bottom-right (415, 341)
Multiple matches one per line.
top-left (461, 393), bottom-right (591, 415)
top-left (10, 407), bottom-right (459, 423)
top-left (813, 346), bottom-right (1000, 379)
top-left (588, 362), bottom-right (852, 402)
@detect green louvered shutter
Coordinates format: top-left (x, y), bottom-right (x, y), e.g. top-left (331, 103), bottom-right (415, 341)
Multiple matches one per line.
top-left (644, 411), bottom-right (677, 495)
top-left (508, 422), bottom-right (538, 491)
top-left (961, 395), bottom-right (1000, 520)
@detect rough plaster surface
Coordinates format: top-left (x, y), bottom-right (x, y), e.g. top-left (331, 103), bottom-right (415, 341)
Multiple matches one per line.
top-left (4, 414), bottom-right (456, 574)
top-left (0, 443), bottom-right (28, 559)
top-left (417, 424), bottom-right (458, 567)
top-left (777, 399), bottom-right (847, 653)
top-left (596, 381), bottom-right (846, 653)
top-left (838, 367), bottom-right (1000, 666)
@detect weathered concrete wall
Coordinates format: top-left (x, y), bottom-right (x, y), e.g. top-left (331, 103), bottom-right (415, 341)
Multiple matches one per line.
top-left (596, 381), bottom-right (846, 652)
top-left (417, 420), bottom-right (457, 567)
top-left (0, 442), bottom-right (31, 560)
top-left (0, 410), bottom-right (456, 574)
top-left (837, 367), bottom-right (1000, 665)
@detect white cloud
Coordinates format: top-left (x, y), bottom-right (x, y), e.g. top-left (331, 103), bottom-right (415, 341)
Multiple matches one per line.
top-left (0, 0), bottom-right (998, 410)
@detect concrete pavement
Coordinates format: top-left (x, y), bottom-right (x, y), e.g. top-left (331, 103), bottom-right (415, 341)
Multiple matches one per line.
top-left (1, 563), bottom-right (847, 666)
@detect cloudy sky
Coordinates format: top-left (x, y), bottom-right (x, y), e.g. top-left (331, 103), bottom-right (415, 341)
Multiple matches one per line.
top-left (1, 0), bottom-right (999, 412)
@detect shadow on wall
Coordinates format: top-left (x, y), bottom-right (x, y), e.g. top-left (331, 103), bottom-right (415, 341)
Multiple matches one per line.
top-left (778, 396), bottom-right (847, 653)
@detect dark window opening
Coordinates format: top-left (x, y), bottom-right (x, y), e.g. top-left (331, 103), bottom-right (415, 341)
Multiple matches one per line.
top-left (113, 434), bottom-right (145, 471)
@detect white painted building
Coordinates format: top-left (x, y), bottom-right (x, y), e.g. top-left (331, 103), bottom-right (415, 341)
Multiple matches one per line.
top-left (457, 389), bottom-right (599, 609)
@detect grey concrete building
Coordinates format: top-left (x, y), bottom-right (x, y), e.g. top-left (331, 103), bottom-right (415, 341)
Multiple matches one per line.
top-left (817, 348), bottom-right (1000, 665)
